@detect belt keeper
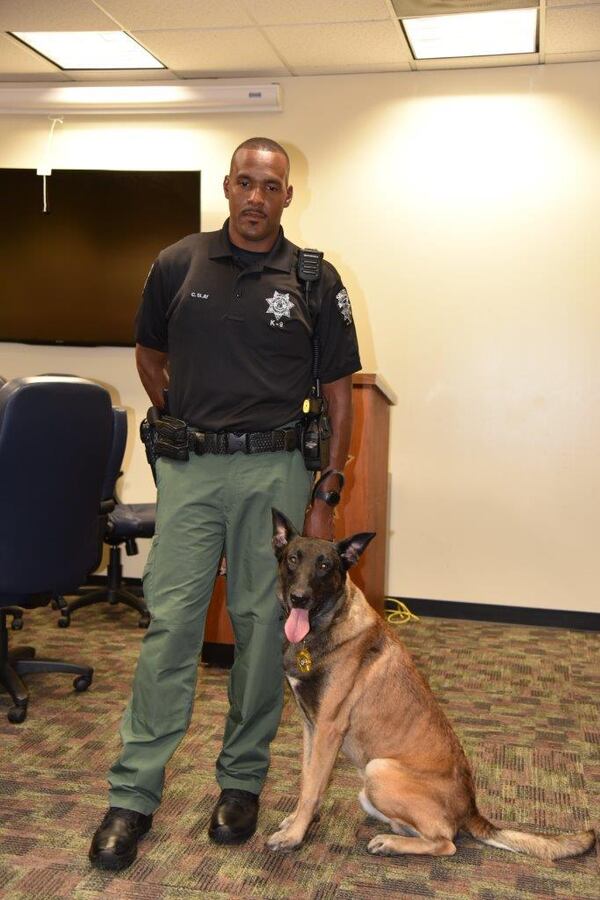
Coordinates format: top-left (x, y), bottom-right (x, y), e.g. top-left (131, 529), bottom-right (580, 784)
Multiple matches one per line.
top-left (194, 431), bottom-right (206, 455)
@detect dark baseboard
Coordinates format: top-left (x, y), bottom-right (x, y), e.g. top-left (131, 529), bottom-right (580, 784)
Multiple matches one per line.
top-left (85, 576), bottom-right (599, 632)
top-left (387, 596), bottom-right (600, 631)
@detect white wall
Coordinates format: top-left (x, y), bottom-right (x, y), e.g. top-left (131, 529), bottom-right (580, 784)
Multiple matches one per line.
top-left (1, 62), bottom-right (599, 612)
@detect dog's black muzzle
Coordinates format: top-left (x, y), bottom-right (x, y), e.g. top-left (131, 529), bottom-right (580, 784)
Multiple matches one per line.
top-left (289, 592), bottom-right (312, 610)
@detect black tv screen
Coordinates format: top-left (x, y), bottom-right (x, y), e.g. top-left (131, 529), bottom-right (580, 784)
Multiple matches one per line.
top-left (0, 168), bottom-right (201, 346)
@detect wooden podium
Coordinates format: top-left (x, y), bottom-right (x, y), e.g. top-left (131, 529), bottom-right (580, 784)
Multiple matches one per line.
top-left (201, 373), bottom-right (395, 664)
top-left (335, 373), bottom-right (395, 614)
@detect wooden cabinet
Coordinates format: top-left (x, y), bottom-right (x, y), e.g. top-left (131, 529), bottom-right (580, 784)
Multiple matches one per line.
top-left (201, 373), bottom-right (395, 664)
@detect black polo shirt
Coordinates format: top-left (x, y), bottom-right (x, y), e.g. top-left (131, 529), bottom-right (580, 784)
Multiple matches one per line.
top-left (135, 220), bottom-right (361, 431)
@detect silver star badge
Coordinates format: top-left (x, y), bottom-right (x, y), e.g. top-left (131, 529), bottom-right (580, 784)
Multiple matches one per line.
top-left (265, 291), bottom-right (294, 321)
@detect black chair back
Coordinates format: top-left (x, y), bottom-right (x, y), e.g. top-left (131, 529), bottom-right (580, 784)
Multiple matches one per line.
top-left (100, 406), bottom-right (127, 502)
top-left (0, 375), bottom-right (114, 599)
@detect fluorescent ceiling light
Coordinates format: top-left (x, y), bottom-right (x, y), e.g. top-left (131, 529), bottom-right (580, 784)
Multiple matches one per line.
top-left (11, 31), bottom-right (164, 70)
top-left (402, 8), bottom-right (538, 60)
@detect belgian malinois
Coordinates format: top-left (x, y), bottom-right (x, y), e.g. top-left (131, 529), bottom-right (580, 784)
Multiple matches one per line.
top-left (267, 509), bottom-right (596, 861)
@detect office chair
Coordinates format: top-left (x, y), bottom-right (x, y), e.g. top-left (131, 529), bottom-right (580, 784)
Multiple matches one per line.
top-left (0, 374), bottom-right (114, 723)
top-left (56, 407), bottom-right (155, 629)
top-left (0, 374), bottom-right (25, 633)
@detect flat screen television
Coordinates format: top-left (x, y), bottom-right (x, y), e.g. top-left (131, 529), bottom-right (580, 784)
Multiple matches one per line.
top-left (0, 168), bottom-right (201, 346)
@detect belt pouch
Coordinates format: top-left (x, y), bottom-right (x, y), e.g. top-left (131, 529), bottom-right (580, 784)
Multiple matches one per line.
top-left (154, 415), bottom-right (190, 461)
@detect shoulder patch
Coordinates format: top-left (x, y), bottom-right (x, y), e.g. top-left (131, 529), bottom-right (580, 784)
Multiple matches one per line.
top-left (336, 288), bottom-right (353, 325)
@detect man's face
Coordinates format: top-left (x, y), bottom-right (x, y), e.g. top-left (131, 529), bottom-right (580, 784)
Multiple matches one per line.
top-left (224, 148), bottom-right (293, 252)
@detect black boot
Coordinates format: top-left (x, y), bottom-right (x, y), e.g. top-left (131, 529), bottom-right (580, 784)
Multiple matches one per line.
top-left (208, 789), bottom-right (259, 845)
top-left (89, 806), bottom-right (153, 871)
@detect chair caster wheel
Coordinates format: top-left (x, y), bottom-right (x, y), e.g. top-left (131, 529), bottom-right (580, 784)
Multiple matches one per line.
top-left (57, 616), bottom-right (70, 628)
top-left (73, 675), bottom-right (92, 692)
top-left (8, 705), bottom-right (27, 724)
top-left (11, 618), bottom-right (23, 631)
top-left (139, 615), bottom-right (150, 629)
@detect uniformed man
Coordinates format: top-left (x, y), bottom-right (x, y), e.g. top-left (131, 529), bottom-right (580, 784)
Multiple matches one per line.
top-left (89, 137), bottom-right (361, 870)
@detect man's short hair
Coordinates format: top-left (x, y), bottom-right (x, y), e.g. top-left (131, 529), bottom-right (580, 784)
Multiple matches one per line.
top-left (230, 137), bottom-right (290, 179)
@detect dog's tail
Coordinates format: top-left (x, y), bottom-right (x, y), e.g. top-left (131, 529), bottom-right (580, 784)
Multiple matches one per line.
top-left (465, 810), bottom-right (596, 861)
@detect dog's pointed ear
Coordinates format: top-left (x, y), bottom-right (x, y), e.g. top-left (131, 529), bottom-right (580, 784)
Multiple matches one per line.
top-left (272, 508), bottom-right (298, 558)
top-left (336, 532), bottom-right (376, 570)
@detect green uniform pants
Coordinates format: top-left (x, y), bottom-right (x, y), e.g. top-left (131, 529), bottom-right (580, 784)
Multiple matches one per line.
top-left (108, 448), bottom-right (311, 814)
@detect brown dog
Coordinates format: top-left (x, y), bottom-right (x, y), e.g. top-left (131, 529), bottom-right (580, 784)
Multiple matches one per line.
top-left (267, 509), bottom-right (596, 860)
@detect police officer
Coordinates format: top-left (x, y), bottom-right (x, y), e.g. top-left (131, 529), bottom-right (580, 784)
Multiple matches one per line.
top-left (89, 137), bottom-right (361, 870)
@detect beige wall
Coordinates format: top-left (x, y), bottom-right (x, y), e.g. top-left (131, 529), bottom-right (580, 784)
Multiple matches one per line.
top-left (1, 62), bottom-right (599, 612)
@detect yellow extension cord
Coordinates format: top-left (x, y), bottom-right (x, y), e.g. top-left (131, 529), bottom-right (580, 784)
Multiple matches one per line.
top-left (385, 598), bottom-right (420, 626)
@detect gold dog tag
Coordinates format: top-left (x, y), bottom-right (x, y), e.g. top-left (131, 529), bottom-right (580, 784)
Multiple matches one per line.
top-left (296, 647), bottom-right (312, 673)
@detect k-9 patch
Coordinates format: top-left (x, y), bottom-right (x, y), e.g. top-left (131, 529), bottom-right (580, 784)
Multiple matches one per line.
top-left (336, 288), bottom-right (353, 325)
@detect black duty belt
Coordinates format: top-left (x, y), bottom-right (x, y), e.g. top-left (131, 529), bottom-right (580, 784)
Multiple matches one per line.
top-left (189, 424), bottom-right (300, 456)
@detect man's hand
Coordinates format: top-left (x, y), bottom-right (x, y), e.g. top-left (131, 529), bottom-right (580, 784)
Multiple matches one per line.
top-left (301, 374), bottom-right (353, 542)
top-left (303, 501), bottom-right (335, 541)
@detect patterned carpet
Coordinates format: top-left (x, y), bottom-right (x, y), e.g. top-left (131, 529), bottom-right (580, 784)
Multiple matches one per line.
top-left (0, 602), bottom-right (598, 899)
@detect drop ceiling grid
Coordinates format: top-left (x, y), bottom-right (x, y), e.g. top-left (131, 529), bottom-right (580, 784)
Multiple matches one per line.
top-left (0, 1), bottom-right (599, 78)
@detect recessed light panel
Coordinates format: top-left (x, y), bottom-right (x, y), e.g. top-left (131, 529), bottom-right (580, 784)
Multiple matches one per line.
top-left (402, 8), bottom-right (538, 60)
top-left (11, 31), bottom-right (164, 70)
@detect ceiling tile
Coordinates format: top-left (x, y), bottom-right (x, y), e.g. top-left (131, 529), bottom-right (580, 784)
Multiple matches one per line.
top-left (545, 50), bottom-right (600, 62)
top-left (264, 21), bottom-right (411, 74)
top-left (135, 28), bottom-right (288, 77)
top-left (546, 1), bottom-right (600, 7)
top-left (0, 33), bottom-right (61, 76)
top-left (245, 0), bottom-right (391, 26)
top-left (0, 0), bottom-right (115, 31)
top-left (545, 7), bottom-right (600, 53)
top-left (99, 0), bottom-right (253, 30)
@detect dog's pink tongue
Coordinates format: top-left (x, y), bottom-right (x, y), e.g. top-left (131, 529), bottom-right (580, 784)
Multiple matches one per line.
top-left (285, 608), bottom-right (310, 644)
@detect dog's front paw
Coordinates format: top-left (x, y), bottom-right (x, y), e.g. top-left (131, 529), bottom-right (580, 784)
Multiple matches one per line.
top-left (367, 834), bottom-right (397, 856)
top-left (277, 813), bottom-right (297, 831)
top-left (266, 827), bottom-right (305, 852)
